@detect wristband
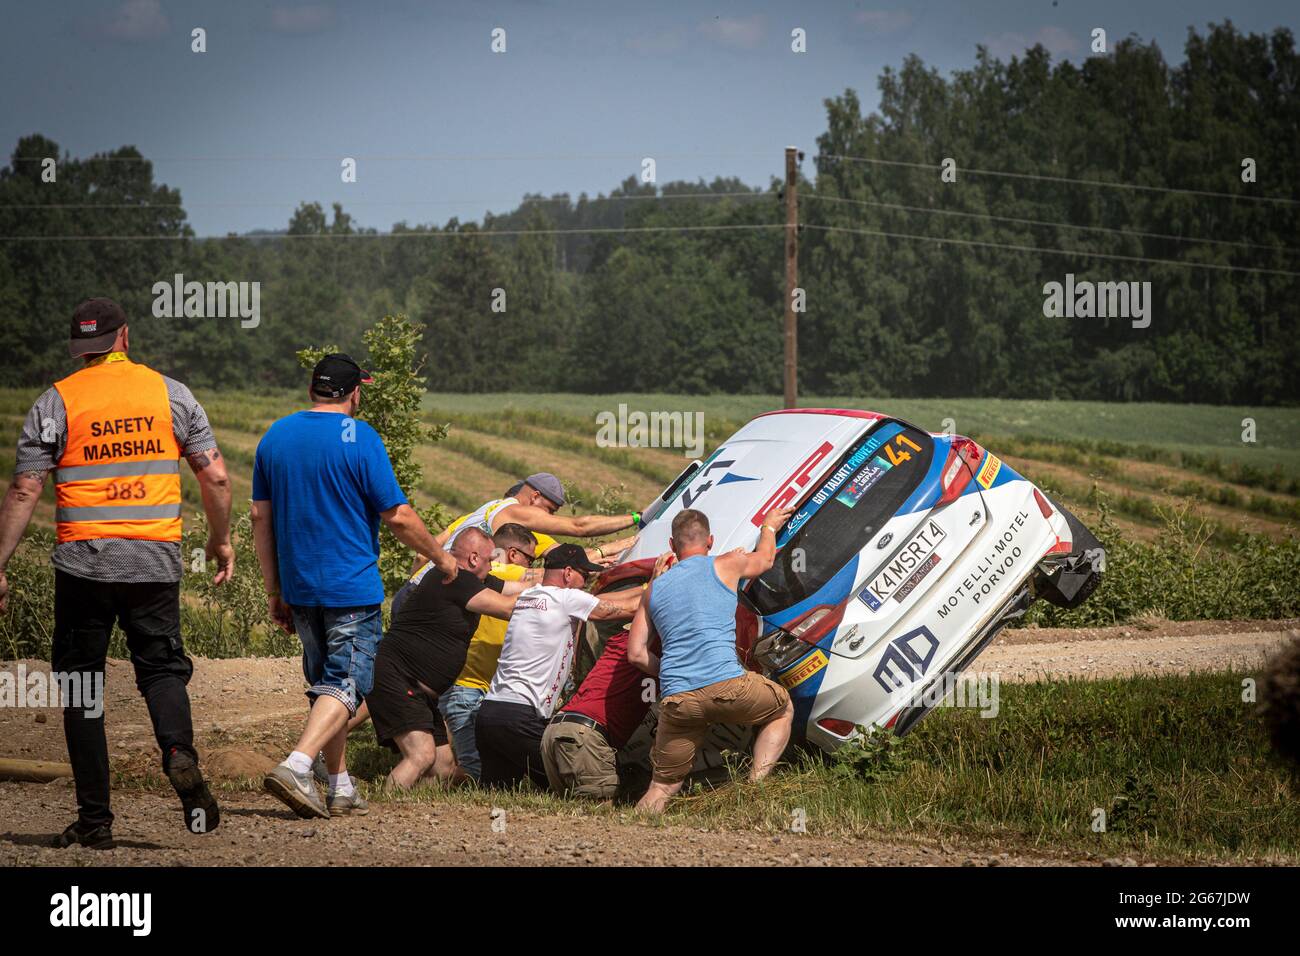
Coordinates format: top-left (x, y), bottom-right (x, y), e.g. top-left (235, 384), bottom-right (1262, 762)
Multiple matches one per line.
top-left (596, 545), bottom-right (605, 558)
top-left (631, 512), bottom-right (642, 528)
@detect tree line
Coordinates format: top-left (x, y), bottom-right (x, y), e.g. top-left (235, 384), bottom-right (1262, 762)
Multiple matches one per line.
top-left (0, 21), bottom-right (1295, 404)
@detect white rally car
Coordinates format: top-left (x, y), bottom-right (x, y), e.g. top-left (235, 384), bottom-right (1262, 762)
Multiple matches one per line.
top-left (595, 408), bottom-right (1104, 754)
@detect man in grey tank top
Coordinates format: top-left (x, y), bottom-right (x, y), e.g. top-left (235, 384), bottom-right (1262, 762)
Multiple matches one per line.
top-left (628, 506), bottom-right (795, 812)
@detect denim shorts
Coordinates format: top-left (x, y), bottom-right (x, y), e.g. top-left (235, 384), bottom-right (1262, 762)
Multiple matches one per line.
top-left (438, 684), bottom-right (487, 781)
top-left (293, 605), bottom-right (383, 717)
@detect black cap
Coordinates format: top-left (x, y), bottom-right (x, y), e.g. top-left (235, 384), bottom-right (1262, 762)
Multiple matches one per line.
top-left (69, 298), bottom-right (127, 357)
top-left (543, 543), bottom-right (604, 575)
top-left (312, 353), bottom-right (373, 398)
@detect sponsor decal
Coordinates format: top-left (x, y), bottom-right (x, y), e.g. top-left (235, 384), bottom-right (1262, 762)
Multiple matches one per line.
top-left (776, 427), bottom-right (902, 545)
top-left (872, 626), bottom-right (940, 693)
top-left (858, 519), bottom-right (946, 611)
top-left (936, 509), bottom-right (1031, 619)
top-left (876, 532), bottom-right (893, 549)
top-left (835, 456), bottom-right (891, 508)
top-left (754, 441), bottom-right (835, 528)
top-left (778, 649), bottom-right (829, 688)
top-left (893, 552), bottom-right (941, 603)
top-left (976, 452), bottom-right (1002, 489)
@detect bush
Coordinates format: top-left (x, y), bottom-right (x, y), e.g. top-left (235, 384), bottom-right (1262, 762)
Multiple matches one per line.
top-left (1025, 495), bottom-right (1300, 627)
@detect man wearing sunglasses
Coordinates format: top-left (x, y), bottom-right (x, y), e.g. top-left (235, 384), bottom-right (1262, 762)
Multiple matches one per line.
top-left (476, 544), bottom-right (642, 789)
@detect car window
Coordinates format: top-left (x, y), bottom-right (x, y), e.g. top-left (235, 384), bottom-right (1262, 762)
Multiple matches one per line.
top-left (747, 421), bottom-right (934, 616)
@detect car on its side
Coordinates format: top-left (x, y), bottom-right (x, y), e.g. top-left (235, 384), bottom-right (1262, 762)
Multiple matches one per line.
top-left (595, 408), bottom-right (1105, 754)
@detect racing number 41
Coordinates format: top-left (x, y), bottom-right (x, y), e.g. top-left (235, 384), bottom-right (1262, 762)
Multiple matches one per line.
top-left (882, 433), bottom-right (922, 467)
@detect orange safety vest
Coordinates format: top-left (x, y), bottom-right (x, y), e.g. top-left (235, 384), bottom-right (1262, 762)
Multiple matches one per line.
top-left (52, 357), bottom-right (183, 543)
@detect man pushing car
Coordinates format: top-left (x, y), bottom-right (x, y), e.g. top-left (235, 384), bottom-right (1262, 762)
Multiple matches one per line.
top-left (629, 506), bottom-right (796, 813)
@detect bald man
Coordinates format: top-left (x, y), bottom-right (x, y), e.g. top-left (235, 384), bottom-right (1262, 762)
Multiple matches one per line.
top-left (366, 528), bottom-right (520, 792)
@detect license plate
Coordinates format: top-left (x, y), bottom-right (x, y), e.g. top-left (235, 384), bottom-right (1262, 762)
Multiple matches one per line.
top-left (859, 519), bottom-right (947, 611)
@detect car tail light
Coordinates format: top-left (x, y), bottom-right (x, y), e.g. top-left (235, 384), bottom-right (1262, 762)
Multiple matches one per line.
top-left (1032, 487), bottom-right (1054, 519)
top-left (785, 603), bottom-right (846, 645)
top-left (936, 437), bottom-right (985, 508)
top-left (816, 718), bottom-right (857, 738)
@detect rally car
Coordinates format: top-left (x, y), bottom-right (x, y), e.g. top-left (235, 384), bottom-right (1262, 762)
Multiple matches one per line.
top-left (593, 408), bottom-right (1105, 755)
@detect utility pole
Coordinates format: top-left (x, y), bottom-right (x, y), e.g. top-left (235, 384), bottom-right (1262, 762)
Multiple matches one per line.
top-left (783, 146), bottom-right (799, 409)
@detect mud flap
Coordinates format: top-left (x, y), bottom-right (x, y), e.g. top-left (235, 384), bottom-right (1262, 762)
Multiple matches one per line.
top-left (1037, 497), bottom-right (1106, 610)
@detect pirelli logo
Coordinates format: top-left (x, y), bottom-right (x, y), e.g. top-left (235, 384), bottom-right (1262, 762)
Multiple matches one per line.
top-left (976, 453), bottom-right (1002, 489)
top-left (778, 649), bottom-right (829, 689)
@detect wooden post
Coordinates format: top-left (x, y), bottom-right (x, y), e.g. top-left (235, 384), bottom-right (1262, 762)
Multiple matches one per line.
top-left (783, 146), bottom-right (799, 409)
top-left (0, 757), bottom-right (74, 783)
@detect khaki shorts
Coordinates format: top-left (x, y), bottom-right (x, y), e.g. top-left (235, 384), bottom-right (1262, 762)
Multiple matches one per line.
top-left (650, 672), bottom-right (790, 783)
top-left (541, 720), bottom-right (621, 799)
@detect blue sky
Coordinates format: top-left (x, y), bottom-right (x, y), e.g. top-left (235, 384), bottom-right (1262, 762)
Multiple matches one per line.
top-left (3, 0), bottom-right (1295, 235)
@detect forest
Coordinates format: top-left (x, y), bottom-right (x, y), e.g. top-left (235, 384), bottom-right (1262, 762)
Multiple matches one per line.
top-left (0, 22), bottom-right (1295, 405)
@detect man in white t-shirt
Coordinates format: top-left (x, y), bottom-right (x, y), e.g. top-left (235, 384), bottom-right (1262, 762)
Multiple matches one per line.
top-left (476, 544), bottom-right (641, 788)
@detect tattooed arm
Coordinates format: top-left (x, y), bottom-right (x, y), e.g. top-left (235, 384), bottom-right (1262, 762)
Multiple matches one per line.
top-left (186, 447), bottom-right (234, 585)
top-left (587, 589), bottom-right (641, 622)
top-left (0, 470), bottom-right (47, 612)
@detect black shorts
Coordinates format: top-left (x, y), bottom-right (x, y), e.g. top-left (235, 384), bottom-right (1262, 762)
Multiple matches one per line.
top-left (368, 651), bottom-right (449, 750)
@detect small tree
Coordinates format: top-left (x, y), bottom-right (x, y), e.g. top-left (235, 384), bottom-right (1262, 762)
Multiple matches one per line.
top-left (298, 314), bottom-right (450, 591)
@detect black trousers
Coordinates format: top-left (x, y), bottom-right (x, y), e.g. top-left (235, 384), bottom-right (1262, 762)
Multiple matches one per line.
top-left (475, 698), bottom-right (549, 789)
top-left (51, 569), bottom-right (196, 828)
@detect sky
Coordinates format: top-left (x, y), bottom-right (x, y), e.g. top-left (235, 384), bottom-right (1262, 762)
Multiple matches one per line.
top-left (2, 0), bottom-right (1296, 235)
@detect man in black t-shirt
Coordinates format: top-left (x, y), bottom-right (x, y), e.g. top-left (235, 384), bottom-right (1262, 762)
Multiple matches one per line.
top-left (368, 527), bottom-right (518, 789)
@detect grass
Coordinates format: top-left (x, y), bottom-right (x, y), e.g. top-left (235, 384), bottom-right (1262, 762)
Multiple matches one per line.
top-left (216, 668), bottom-right (1298, 862)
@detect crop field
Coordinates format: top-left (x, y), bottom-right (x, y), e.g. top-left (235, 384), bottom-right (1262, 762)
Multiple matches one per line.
top-left (3, 389), bottom-right (1298, 553)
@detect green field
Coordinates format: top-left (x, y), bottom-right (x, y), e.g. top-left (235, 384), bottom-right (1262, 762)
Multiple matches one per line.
top-left (4, 388), bottom-right (1298, 546)
top-left (426, 393), bottom-right (1300, 475)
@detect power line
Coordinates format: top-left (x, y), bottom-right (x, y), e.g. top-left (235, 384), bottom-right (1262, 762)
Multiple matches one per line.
top-left (0, 191), bottom-right (771, 211)
top-left (0, 222), bottom-right (785, 242)
top-left (801, 223), bottom-right (1300, 277)
top-left (820, 153), bottom-right (1300, 207)
top-left (9, 150), bottom-right (773, 164)
top-left (803, 192), bottom-right (1299, 255)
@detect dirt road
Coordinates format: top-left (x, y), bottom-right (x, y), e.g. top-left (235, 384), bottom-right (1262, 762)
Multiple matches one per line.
top-left (1, 618), bottom-right (1294, 867)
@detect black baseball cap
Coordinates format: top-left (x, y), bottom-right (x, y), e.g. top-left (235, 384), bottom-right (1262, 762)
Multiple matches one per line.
top-left (543, 543), bottom-right (604, 575)
top-left (312, 353), bottom-right (373, 398)
top-left (69, 298), bottom-right (127, 357)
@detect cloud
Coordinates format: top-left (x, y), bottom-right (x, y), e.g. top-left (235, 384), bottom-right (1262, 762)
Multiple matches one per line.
top-left (852, 10), bottom-right (915, 35)
top-left (698, 14), bottom-right (766, 50)
top-left (98, 0), bottom-right (170, 41)
top-left (983, 25), bottom-right (1079, 60)
top-left (269, 4), bottom-right (336, 35)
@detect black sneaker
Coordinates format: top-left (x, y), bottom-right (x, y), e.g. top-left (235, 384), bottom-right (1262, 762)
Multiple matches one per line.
top-left (166, 747), bottom-right (220, 834)
top-left (55, 821), bottom-right (115, 850)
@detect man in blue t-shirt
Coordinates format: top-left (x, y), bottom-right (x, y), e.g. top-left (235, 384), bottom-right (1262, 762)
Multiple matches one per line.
top-left (251, 353), bottom-right (456, 820)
